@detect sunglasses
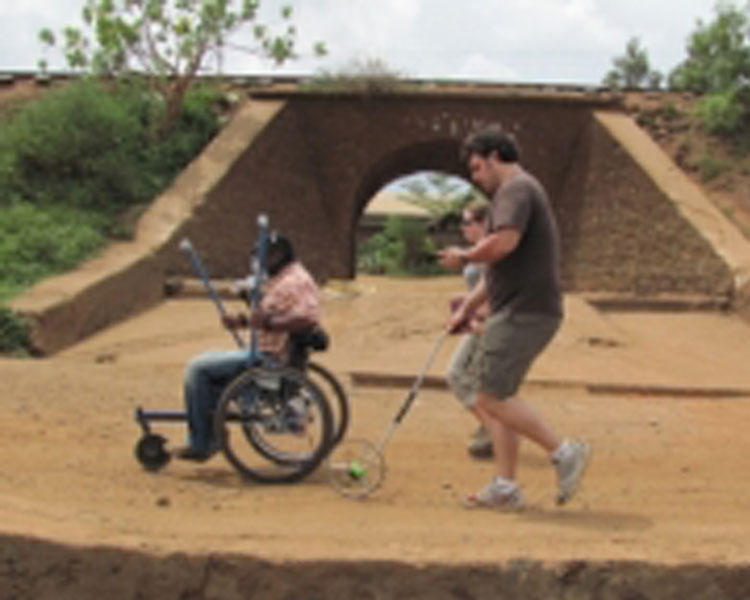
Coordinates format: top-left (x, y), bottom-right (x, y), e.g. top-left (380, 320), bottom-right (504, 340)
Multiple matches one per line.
top-left (460, 218), bottom-right (478, 226)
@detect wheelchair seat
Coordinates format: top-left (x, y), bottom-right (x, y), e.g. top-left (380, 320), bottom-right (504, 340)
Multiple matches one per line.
top-left (287, 326), bottom-right (329, 369)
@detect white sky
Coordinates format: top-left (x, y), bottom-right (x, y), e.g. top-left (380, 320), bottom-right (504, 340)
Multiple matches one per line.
top-left (0, 0), bottom-right (721, 85)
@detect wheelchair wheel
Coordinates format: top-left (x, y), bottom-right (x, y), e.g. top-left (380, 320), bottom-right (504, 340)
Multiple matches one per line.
top-left (307, 362), bottom-right (350, 447)
top-left (214, 366), bottom-right (334, 483)
top-left (135, 433), bottom-right (171, 471)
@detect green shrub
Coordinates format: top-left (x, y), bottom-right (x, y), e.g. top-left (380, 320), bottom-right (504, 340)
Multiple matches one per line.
top-left (358, 216), bottom-right (443, 276)
top-left (696, 91), bottom-right (747, 136)
top-left (143, 82), bottom-right (222, 183)
top-left (0, 306), bottom-right (29, 355)
top-left (0, 202), bottom-right (104, 296)
top-left (0, 78), bottom-right (151, 215)
top-left (0, 77), bottom-right (222, 221)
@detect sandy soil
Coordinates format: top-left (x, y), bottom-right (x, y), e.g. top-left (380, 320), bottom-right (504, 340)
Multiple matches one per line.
top-left (3, 276), bottom-right (750, 597)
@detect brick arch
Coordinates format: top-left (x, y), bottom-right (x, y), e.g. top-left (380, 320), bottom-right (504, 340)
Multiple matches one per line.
top-left (163, 92), bottom-right (735, 295)
top-left (349, 138), bottom-right (470, 268)
top-left (173, 93), bottom-right (602, 281)
top-left (353, 138), bottom-right (466, 222)
top-left (170, 96), bottom-right (724, 298)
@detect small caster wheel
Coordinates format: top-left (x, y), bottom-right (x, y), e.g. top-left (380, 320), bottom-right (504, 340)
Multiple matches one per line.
top-left (135, 433), bottom-right (171, 471)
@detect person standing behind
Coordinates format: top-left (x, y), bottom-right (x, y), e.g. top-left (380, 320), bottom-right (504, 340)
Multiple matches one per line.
top-left (446, 199), bottom-right (493, 459)
top-left (440, 125), bottom-right (590, 509)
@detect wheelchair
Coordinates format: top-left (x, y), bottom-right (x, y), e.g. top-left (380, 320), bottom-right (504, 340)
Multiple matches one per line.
top-left (134, 326), bottom-right (349, 484)
top-left (134, 218), bottom-right (349, 483)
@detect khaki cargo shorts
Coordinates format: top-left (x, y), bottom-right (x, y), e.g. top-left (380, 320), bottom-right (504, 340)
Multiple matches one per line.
top-left (475, 311), bottom-right (561, 400)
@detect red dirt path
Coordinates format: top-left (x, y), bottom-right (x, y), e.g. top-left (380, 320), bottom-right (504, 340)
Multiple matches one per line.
top-left (2, 276), bottom-right (750, 597)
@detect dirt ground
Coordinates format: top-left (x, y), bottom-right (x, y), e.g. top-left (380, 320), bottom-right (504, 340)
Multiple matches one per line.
top-left (3, 276), bottom-right (750, 598)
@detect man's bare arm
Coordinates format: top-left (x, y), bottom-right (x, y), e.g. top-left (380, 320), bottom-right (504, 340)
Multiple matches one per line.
top-left (439, 227), bottom-right (521, 270)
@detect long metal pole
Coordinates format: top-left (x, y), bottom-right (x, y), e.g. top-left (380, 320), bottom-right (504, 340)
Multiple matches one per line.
top-left (179, 238), bottom-right (244, 348)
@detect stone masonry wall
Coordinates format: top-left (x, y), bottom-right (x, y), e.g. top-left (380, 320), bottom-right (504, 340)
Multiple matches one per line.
top-left (559, 114), bottom-right (733, 295)
top-left (164, 94), bottom-right (733, 298)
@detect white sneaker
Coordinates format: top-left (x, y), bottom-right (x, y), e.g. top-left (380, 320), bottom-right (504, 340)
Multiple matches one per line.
top-left (553, 440), bottom-right (591, 505)
top-left (463, 478), bottom-right (525, 510)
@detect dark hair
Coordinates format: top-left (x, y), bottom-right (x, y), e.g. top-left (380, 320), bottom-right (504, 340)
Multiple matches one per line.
top-left (256, 231), bottom-right (295, 276)
top-left (461, 125), bottom-right (521, 163)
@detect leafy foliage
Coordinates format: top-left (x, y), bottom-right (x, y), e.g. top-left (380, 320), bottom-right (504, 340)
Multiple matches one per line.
top-left (395, 172), bottom-right (483, 217)
top-left (669, 1), bottom-right (750, 136)
top-left (357, 216), bottom-right (443, 276)
top-left (696, 89), bottom-right (748, 135)
top-left (603, 37), bottom-right (663, 90)
top-left (0, 78), bottom-right (221, 224)
top-left (0, 79), bottom-right (152, 216)
top-left (39, 0), bottom-right (326, 133)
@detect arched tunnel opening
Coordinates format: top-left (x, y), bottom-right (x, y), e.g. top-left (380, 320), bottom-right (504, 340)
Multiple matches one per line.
top-left (353, 138), bottom-right (483, 278)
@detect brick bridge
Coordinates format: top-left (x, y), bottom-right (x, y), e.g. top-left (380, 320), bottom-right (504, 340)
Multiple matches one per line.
top-left (10, 83), bottom-right (750, 353)
top-left (170, 87), bottom-right (735, 291)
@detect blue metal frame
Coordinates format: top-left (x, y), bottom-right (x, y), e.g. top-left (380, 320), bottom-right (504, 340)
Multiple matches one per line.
top-left (247, 214), bottom-right (270, 365)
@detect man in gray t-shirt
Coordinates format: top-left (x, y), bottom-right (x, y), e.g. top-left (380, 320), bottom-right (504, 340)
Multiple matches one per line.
top-left (485, 170), bottom-right (563, 317)
top-left (439, 125), bottom-right (589, 510)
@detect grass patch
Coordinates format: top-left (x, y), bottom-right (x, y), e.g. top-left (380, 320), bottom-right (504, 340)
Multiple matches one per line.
top-left (0, 202), bottom-right (105, 297)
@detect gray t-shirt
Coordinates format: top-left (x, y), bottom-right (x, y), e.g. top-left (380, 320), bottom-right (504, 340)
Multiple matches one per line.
top-left (485, 168), bottom-right (563, 317)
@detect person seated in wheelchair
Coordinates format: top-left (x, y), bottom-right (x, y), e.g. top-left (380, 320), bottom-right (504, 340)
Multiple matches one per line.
top-left (176, 232), bottom-right (323, 462)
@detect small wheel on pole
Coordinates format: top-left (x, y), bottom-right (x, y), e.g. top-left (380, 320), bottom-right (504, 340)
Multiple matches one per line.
top-left (326, 438), bottom-right (386, 500)
top-left (135, 433), bottom-right (171, 471)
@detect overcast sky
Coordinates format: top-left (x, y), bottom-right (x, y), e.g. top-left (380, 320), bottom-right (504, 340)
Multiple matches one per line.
top-left (1, 0), bottom-right (722, 86)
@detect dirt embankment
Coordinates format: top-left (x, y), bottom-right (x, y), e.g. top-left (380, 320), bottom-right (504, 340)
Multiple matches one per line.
top-left (3, 535), bottom-right (750, 600)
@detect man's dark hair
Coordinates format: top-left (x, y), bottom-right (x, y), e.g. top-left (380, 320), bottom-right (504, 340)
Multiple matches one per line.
top-left (256, 232), bottom-right (295, 276)
top-left (461, 125), bottom-right (521, 163)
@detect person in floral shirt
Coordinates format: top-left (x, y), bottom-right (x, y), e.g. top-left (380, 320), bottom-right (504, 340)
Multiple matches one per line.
top-left (177, 232), bottom-right (320, 462)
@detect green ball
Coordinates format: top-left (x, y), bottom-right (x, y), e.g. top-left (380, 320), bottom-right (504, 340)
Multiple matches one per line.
top-left (348, 459), bottom-right (367, 480)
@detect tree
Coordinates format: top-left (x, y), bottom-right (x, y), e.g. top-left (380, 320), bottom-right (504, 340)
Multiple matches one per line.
top-left (603, 37), bottom-right (663, 89)
top-left (669, 1), bottom-right (750, 93)
top-left (396, 172), bottom-right (483, 217)
top-left (669, 1), bottom-right (749, 135)
top-left (39, 0), bottom-right (326, 135)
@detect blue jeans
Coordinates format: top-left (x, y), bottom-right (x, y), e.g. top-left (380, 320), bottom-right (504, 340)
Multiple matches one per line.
top-left (183, 349), bottom-right (250, 453)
